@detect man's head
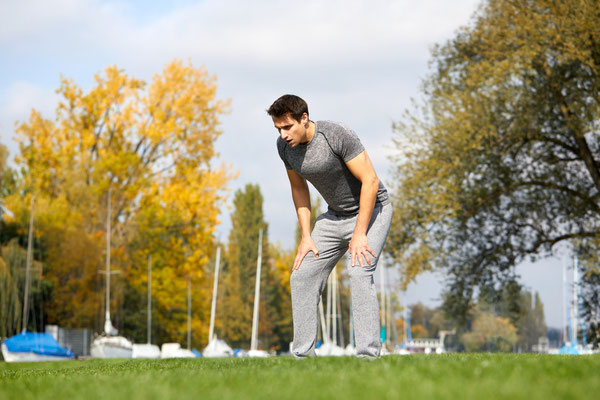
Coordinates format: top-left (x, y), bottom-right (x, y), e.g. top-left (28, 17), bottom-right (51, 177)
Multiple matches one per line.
top-left (266, 94), bottom-right (309, 122)
top-left (268, 94), bottom-right (312, 147)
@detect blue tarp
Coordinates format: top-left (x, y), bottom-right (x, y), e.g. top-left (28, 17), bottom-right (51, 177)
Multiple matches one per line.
top-left (3, 331), bottom-right (75, 358)
top-left (558, 344), bottom-right (579, 355)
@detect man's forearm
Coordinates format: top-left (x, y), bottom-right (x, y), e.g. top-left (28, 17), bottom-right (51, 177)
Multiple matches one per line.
top-left (353, 176), bottom-right (379, 236)
top-left (291, 180), bottom-right (312, 239)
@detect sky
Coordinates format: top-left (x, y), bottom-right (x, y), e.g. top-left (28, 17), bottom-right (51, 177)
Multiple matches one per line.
top-left (0, 0), bottom-right (570, 329)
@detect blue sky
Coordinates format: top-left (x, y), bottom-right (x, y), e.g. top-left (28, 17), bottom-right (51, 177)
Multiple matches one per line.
top-left (0, 0), bottom-right (568, 328)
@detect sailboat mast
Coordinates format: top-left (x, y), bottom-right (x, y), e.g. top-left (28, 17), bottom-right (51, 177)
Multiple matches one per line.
top-left (332, 266), bottom-right (337, 346)
top-left (572, 254), bottom-right (578, 345)
top-left (106, 186), bottom-right (111, 323)
top-left (326, 274), bottom-right (332, 342)
top-left (208, 246), bottom-right (221, 344)
top-left (336, 271), bottom-right (344, 347)
top-left (187, 279), bottom-right (192, 350)
top-left (250, 229), bottom-right (263, 351)
top-left (319, 297), bottom-right (328, 344)
top-left (380, 264), bottom-right (386, 344)
top-left (562, 256), bottom-right (568, 345)
top-left (22, 196), bottom-right (35, 332)
top-left (147, 255), bottom-right (152, 344)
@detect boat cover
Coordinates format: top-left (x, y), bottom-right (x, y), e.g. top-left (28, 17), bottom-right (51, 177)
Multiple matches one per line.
top-left (3, 331), bottom-right (75, 358)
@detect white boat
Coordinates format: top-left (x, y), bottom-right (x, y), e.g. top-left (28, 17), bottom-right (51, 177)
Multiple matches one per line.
top-left (247, 349), bottom-right (270, 358)
top-left (132, 343), bottom-right (161, 359)
top-left (91, 334), bottom-right (133, 359)
top-left (315, 342), bottom-right (346, 356)
top-left (131, 256), bottom-right (160, 359)
top-left (203, 335), bottom-right (234, 357)
top-left (160, 343), bottom-right (196, 358)
top-left (91, 186), bottom-right (132, 359)
top-left (1, 331), bottom-right (75, 362)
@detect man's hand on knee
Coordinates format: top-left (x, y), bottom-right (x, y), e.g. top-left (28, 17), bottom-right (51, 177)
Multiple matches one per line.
top-left (293, 237), bottom-right (319, 270)
top-left (349, 233), bottom-right (376, 267)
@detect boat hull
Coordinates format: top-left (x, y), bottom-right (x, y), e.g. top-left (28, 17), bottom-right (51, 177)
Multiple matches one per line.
top-left (91, 336), bottom-right (133, 359)
top-left (1, 343), bottom-right (73, 362)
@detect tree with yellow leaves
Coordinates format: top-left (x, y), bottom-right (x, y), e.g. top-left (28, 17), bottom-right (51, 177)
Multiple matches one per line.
top-left (4, 60), bottom-right (233, 344)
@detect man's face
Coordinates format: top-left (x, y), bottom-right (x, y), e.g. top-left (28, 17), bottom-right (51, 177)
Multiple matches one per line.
top-left (272, 113), bottom-right (309, 147)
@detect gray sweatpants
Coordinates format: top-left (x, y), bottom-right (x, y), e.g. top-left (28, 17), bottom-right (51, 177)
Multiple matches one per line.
top-left (290, 202), bottom-right (393, 358)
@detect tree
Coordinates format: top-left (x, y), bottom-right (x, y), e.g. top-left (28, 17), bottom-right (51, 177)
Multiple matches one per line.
top-left (220, 183), bottom-right (290, 350)
top-left (0, 143), bottom-right (16, 199)
top-left (461, 308), bottom-right (518, 352)
top-left (579, 260), bottom-right (600, 348)
top-left (515, 291), bottom-right (547, 351)
top-left (388, 0), bottom-right (600, 326)
top-left (4, 60), bottom-right (232, 344)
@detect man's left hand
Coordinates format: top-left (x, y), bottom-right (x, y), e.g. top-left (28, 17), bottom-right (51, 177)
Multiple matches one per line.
top-left (349, 233), bottom-right (376, 267)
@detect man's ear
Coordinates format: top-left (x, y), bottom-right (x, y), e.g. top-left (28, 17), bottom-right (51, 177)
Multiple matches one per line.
top-left (301, 113), bottom-right (309, 127)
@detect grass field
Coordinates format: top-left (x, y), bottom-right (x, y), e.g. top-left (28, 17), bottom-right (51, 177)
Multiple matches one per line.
top-left (1, 354), bottom-right (599, 400)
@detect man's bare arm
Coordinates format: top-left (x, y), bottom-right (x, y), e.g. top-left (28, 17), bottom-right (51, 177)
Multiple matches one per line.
top-left (286, 169), bottom-right (319, 270)
top-left (345, 150), bottom-right (379, 267)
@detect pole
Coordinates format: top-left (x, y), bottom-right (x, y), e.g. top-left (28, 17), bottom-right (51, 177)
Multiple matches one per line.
top-left (332, 266), bottom-right (337, 346)
top-left (147, 255), bottom-right (152, 344)
top-left (562, 255), bottom-right (568, 345)
top-left (250, 229), bottom-right (263, 351)
top-left (576, 256), bottom-right (588, 347)
top-left (319, 297), bottom-right (328, 344)
top-left (336, 271), bottom-right (344, 347)
top-left (22, 195), bottom-right (35, 332)
top-left (187, 279), bottom-right (191, 350)
top-left (106, 186), bottom-right (112, 328)
top-left (326, 274), bottom-right (332, 342)
top-left (572, 255), bottom-right (578, 345)
top-left (380, 264), bottom-right (386, 344)
top-left (208, 246), bottom-right (221, 344)
top-left (403, 291), bottom-right (408, 347)
top-left (349, 297), bottom-right (354, 348)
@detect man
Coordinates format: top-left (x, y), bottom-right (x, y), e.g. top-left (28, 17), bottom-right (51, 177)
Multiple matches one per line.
top-left (267, 94), bottom-right (392, 358)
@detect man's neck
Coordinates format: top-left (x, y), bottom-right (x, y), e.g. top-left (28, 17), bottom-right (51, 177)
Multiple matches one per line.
top-left (304, 121), bottom-right (315, 143)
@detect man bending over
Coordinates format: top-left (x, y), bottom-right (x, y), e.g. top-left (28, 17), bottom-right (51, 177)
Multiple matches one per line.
top-left (267, 94), bottom-right (392, 358)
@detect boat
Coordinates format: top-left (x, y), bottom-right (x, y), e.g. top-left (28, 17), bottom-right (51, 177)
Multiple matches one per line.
top-left (203, 335), bottom-right (234, 357)
top-left (132, 343), bottom-right (160, 359)
top-left (2, 331), bottom-right (75, 362)
top-left (91, 186), bottom-right (133, 359)
top-left (160, 343), bottom-right (196, 358)
top-left (1, 198), bottom-right (75, 362)
top-left (248, 229), bottom-right (270, 357)
top-left (202, 246), bottom-right (234, 358)
top-left (132, 255), bottom-right (160, 359)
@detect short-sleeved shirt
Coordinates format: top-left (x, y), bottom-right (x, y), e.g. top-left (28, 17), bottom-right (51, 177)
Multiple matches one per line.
top-left (276, 120), bottom-right (389, 216)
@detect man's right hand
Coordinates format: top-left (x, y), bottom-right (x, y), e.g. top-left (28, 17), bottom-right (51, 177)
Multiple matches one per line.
top-left (293, 237), bottom-right (319, 270)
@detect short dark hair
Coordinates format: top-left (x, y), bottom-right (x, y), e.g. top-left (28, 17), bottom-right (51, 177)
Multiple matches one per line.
top-left (266, 94), bottom-right (309, 122)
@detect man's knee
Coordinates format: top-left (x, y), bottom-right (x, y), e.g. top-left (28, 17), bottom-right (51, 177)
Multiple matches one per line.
top-left (290, 265), bottom-right (318, 291)
top-left (347, 259), bottom-right (378, 280)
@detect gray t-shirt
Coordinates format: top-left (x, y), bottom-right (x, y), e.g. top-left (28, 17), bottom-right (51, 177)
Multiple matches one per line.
top-left (276, 120), bottom-right (389, 216)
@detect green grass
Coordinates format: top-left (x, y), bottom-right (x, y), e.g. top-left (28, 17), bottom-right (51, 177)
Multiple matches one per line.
top-left (1, 354), bottom-right (599, 400)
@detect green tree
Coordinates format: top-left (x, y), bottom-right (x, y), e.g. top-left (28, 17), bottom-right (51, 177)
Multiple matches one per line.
top-left (221, 183), bottom-right (290, 350)
top-left (461, 306), bottom-right (518, 352)
top-left (514, 291), bottom-right (547, 351)
top-left (388, 0), bottom-right (600, 326)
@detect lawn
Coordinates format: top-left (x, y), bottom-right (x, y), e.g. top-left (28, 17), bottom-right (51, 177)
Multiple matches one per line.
top-left (1, 354), bottom-right (598, 400)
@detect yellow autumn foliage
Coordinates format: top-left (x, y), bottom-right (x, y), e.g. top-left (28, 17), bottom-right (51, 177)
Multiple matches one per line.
top-left (4, 60), bottom-right (233, 345)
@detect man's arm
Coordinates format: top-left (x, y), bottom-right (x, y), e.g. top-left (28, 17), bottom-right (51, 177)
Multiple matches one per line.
top-left (286, 169), bottom-right (319, 270)
top-left (345, 150), bottom-right (379, 267)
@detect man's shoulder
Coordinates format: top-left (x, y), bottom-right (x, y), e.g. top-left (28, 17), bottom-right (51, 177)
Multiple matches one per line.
top-left (276, 136), bottom-right (288, 156)
top-left (316, 120), bottom-right (351, 134)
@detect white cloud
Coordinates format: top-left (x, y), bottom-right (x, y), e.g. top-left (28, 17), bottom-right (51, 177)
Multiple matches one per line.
top-left (0, 81), bottom-right (58, 157)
